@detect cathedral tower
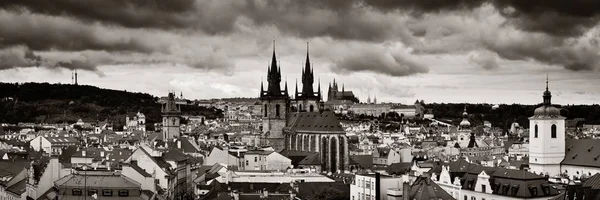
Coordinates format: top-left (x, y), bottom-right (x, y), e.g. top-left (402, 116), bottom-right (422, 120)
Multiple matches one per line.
top-left (293, 43), bottom-right (321, 112)
top-left (528, 77), bottom-right (565, 176)
top-left (260, 42), bottom-right (289, 151)
top-left (162, 92), bottom-right (181, 140)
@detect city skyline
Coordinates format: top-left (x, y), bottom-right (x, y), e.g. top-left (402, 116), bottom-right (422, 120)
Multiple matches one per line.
top-left (1, 1), bottom-right (600, 104)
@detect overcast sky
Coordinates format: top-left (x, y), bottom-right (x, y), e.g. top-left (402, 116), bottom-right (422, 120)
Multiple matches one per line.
top-left (1, 0), bottom-right (600, 105)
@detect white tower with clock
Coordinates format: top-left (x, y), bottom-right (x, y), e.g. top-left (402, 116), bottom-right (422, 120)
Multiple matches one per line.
top-left (162, 92), bottom-right (181, 140)
top-left (528, 78), bottom-right (565, 177)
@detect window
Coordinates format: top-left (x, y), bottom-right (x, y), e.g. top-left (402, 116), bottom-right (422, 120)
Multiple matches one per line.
top-left (482, 184), bottom-right (486, 193)
top-left (275, 104), bottom-right (281, 117)
top-left (118, 190), bottom-right (129, 197)
top-left (299, 104), bottom-right (303, 111)
top-left (471, 197), bottom-right (476, 200)
top-left (464, 195), bottom-right (467, 200)
top-left (366, 180), bottom-right (371, 189)
top-left (534, 125), bottom-right (538, 138)
top-left (263, 104), bottom-right (267, 117)
top-left (551, 124), bottom-right (557, 138)
top-left (102, 189), bottom-right (113, 196)
top-left (72, 189), bottom-right (82, 196)
top-left (255, 157), bottom-right (257, 162)
top-left (88, 189), bottom-right (98, 196)
top-left (246, 160), bottom-right (249, 166)
top-left (309, 105), bottom-right (314, 112)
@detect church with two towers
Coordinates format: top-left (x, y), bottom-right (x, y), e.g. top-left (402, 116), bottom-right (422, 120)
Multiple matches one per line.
top-left (259, 43), bottom-right (349, 173)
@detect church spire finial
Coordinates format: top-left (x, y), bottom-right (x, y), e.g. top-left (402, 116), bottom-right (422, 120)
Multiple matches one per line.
top-left (546, 73), bottom-right (549, 91)
top-left (295, 78), bottom-right (298, 98)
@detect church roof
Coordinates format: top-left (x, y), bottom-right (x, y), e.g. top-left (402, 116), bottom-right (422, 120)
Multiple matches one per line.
top-left (561, 139), bottom-right (600, 168)
top-left (285, 111), bottom-right (344, 133)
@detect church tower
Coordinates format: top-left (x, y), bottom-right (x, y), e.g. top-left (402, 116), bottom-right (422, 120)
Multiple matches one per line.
top-left (293, 42), bottom-right (321, 112)
top-left (528, 77), bottom-right (565, 176)
top-left (162, 92), bottom-right (181, 140)
top-left (260, 42), bottom-right (289, 151)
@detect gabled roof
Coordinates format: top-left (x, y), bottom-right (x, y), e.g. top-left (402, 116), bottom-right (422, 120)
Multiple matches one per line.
top-left (408, 176), bottom-right (454, 200)
top-left (562, 139), bottom-right (600, 168)
top-left (285, 111), bottom-right (344, 133)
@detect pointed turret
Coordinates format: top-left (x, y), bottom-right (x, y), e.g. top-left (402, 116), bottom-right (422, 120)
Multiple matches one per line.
top-left (295, 79), bottom-right (299, 99)
top-left (301, 42), bottom-right (315, 98)
top-left (318, 78), bottom-right (321, 100)
top-left (266, 40), bottom-right (283, 96)
top-left (285, 79), bottom-right (289, 96)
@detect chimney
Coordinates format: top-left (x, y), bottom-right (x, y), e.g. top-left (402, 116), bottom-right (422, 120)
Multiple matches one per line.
top-left (100, 151), bottom-right (105, 157)
top-left (82, 150), bottom-right (86, 157)
top-left (402, 182), bottom-right (410, 200)
top-left (177, 140), bottom-right (181, 149)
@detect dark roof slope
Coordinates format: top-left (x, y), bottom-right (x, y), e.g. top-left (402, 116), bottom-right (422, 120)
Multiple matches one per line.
top-left (562, 139), bottom-right (600, 168)
top-left (298, 153), bottom-right (320, 165)
top-left (386, 162), bottom-right (412, 175)
top-left (409, 176), bottom-right (454, 200)
top-left (285, 111), bottom-right (344, 133)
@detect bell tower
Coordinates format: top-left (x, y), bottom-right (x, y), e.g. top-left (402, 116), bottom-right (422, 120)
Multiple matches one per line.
top-left (162, 92), bottom-right (181, 140)
top-left (528, 76), bottom-right (565, 176)
top-left (260, 41), bottom-right (289, 151)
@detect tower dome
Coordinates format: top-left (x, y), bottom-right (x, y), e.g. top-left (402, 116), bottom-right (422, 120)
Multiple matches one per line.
top-left (459, 106), bottom-right (471, 127)
top-left (533, 76), bottom-right (561, 118)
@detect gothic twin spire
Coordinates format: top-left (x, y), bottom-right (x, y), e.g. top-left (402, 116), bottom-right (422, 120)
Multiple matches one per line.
top-left (262, 41), bottom-right (320, 99)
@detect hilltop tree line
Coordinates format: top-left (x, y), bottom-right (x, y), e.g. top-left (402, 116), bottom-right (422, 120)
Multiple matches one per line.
top-left (427, 103), bottom-right (600, 130)
top-left (0, 82), bottom-right (223, 127)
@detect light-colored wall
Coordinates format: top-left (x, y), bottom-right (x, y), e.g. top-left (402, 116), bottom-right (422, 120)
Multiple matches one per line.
top-left (204, 148), bottom-right (240, 169)
top-left (121, 165), bottom-right (156, 193)
top-left (29, 136), bottom-right (51, 153)
top-left (560, 165), bottom-right (600, 180)
top-left (36, 158), bottom-right (72, 198)
top-left (127, 149), bottom-right (169, 190)
top-left (529, 117), bottom-right (565, 176)
top-left (266, 152), bottom-right (291, 171)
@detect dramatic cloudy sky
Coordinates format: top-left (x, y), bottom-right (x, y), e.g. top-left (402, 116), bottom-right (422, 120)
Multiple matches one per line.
top-left (1, 0), bottom-right (600, 105)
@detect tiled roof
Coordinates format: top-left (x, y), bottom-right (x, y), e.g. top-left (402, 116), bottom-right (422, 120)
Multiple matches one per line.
top-left (582, 173), bottom-right (600, 189)
top-left (349, 155), bottom-right (373, 169)
top-left (386, 162), bottom-right (412, 175)
top-left (562, 139), bottom-right (600, 168)
top-left (55, 172), bottom-right (141, 189)
top-left (6, 178), bottom-right (26, 195)
top-left (298, 152), bottom-right (320, 165)
top-left (409, 176), bottom-right (454, 200)
top-left (286, 111), bottom-right (344, 133)
top-left (163, 149), bottom-right (188, 162)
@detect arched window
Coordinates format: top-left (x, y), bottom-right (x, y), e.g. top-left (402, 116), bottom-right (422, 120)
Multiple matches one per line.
top-left (309, 105), bottom-right (314, 112)
top-left (263, 104), bottom-right (268, 117)
top-left (275, 104), bottom-right (280, 117)
top-left (551, 124), bottom-right (557, 138)
top-left (534, 125), bottom-right (538, 138)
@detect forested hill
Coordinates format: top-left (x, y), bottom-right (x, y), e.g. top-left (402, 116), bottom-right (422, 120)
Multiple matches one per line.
top-left (0, 82), bottom-right (223, 127)
top-left (426, 103), bottom-right (600, 130)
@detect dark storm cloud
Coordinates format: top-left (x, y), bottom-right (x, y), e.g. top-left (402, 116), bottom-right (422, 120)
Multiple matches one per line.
top-left (2, 0), bottom-right (600, 74)
top-left (332, 48), bottom-right (428, 76)
top-left (0, 10), bottom-right (158, 53)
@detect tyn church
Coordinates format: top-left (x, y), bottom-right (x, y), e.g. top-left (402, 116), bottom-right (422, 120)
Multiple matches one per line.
top-left (260, 42), bottom-right (349, 173)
